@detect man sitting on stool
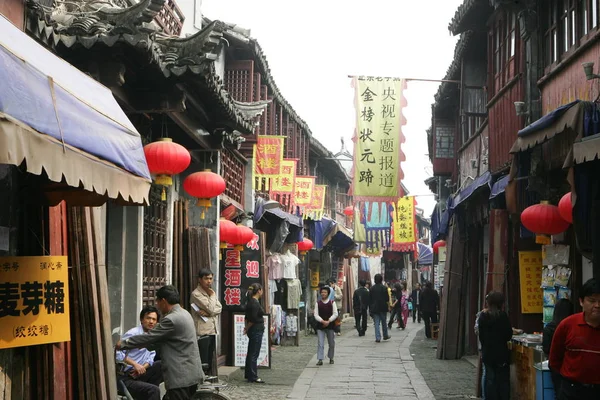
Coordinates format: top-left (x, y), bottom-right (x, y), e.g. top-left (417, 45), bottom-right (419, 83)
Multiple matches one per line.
top-left (116, 306), bottom-right (163, 400)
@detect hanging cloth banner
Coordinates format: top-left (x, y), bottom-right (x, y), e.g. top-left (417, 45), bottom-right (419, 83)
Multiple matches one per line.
top-left (391, 196), bottom-right (417, 252)
top-left (304, 184), bottom-right (327, 220)
top-left (270, 158), bottom-right (297, 211)
top-left (252, 135), bottom-right (285, 190)
top-left (293, 176), bottom-right (315, 210)
top-left (351, 77), bottom-right (406, 202)
top-left (363, 202), bottom-right (393, 252)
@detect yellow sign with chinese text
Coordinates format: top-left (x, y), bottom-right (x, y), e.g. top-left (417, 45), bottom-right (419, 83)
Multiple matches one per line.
top-left (518, 251), bottom-right (543, 314)
top-left (270, 159), bottom-right (297, 194)
top-left (305, 185), bottom-right (327, 220)
top-left (392, 196), bottom-right (416, 244)
top-left (352, 77), bottom-right (406, 201)
top-left (294, 176), bottom-right (315, 207)
top-left (0, 256), bottom-right (70, 349)
top-left (252, 135), bottom-right (285, 189)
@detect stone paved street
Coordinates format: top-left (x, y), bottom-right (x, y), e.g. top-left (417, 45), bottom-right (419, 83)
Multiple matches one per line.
top-left (220, 318), bottom-right (477, 399)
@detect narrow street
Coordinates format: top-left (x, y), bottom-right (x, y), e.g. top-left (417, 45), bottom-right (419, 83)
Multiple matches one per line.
top-left (221, 319), bottom-right (477, 399)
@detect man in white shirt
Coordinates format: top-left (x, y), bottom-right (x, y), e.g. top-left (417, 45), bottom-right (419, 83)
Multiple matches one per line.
top-left (116, 306), bottom-right (163, 400)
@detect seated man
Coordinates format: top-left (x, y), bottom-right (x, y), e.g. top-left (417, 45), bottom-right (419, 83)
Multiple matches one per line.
top-left (116, 306), bottom-right (163, 400)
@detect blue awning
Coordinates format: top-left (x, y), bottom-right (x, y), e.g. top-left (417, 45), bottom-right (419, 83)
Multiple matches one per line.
top-left (417, 242), bottom-right (433, 266)
top-left (322, 217), bottom-right (355, 254)
top-left (0, 15), bottom-right (150, 204)
top-left (490, 175), bottom-right (509, 199)
top-left (450, 171), bottom-right (492, 210)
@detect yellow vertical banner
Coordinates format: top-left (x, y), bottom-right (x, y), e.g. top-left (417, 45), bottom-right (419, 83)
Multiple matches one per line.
top-left (392, 196), bottom-right (416, 244)
top-left (305, 184), bottom-right (327, 220)
top-left (270, 159), bottom-right (296, 194)
top-left (352, 77), bottom-right (406, 202)
top-left (519, 251), bottom-right (543, 314)
top-left (294, 176), bottom-right (315, 208)
top-left (252, 135), bottom-right (285, 189)
top-left (0, 256), bottom-right (71, 349)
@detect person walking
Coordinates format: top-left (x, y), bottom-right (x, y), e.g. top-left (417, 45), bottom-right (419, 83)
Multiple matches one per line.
top-left (314, 286), bottom-right (338, 365)
top-left (116, 285), bottom-right (203, 400)
top-left (477, 291), bottom-right (513, 400)
top-left (370, 274), bottom-right (391, 343)
top-left (542, 298), bottom-right (574, 398)
top-left (400, 281), bottom-right (410, 328)
top-left (191, 268), bottom-right (222, 377)
top-left (420, 281), bottom-right (440, 339)
top-left (410, 283), bottom-right (422, 323)
top-left (388, 283), bottom-right (405, 330)
top-left (353, 279), bottom-right (370, 336)
top-left (244, 283), bottom-right (266, 384)
top-left (549, 278), bottom-right (600, 400)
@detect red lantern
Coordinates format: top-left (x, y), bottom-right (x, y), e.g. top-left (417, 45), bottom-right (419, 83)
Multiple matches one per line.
top-left (343, 206), bottom-right (354, 217)
top-left (558, 193), bottom-right (573, 224)
top-left (183, 169), bottom-right (226, 218)
top-left (229, 225), bottom-right (255, 251)
top-left (297, 238), bottom-right (314, 255)
top-left (521, 201), bottom-right (570, 235)
top-left (433, 240), bottom-right (446, 254)
top-left (144, 138), bottom-right (191, 186)
top-left (219, 219), bottom-right (237, 249)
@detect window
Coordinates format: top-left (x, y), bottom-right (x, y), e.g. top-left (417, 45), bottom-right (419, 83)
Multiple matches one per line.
top-left (544, 2), bottom-right (559, 65)
top-left (491, 10), bottom-right (519, 93)
top-left (435, 125), bottom-right (455, 159)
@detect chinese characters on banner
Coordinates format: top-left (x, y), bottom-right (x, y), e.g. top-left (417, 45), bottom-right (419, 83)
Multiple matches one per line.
top-left (392, 196), bottom-right (417, 245)
top-left (233, 313), bottom-right (270, 368)
top-left (253, 136), bottom-right (285, 190)
top-left (304, 185), bottom-right (327, 220)
top-left (220, 230), bottom-right (263, 310)
top-left (293, 176), bottom-right (315, 209)
top-left (352, 77), bottom-right (406, 202)
top-left (0, 256), bottom-right (70, 349)
top-left (518, 251), bottom-right (543, 314)
top-left (270, 158), bottom-right (297, 211)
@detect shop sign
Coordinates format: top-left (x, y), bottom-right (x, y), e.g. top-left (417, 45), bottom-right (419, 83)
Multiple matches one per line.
top-left (518, 251), bottom-right (543, 314)
top-left (310, 263), bottom-right (319, 288)
top-left (232, 313), bottom-right (270, 368)
top-left (220, 230), bottom-right (262, 310)
top-left (0, 256), bottom-right (70, 349)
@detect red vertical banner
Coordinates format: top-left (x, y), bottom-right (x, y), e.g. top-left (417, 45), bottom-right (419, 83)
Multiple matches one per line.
top-left (253, 136), bottom-right (285, 190)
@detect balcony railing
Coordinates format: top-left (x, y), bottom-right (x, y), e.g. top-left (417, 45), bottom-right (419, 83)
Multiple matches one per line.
top-left (155, 0), bottom-right (185, 37)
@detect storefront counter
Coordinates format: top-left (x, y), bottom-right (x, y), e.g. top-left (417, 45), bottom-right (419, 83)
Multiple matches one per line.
top-left (510, 335), bottom-right (555, 400)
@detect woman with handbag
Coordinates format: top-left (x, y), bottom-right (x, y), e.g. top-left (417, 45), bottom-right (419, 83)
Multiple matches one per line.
top-left (314, 286), bottom-right (339, 366)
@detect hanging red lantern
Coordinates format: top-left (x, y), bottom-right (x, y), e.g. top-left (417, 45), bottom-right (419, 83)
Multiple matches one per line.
top-left (343, 206), bottom-right (354, 217)
top-left (183, 169), bottom-right (226, 218)
top-left (144, 138), bottom-right (191, 200)
top-left (229, 225), bottom-right (255, 251)
top-left (219, 219), bottom-right (237, 249)
top-left (433, 240), bottom-right (446, 254)
top-left (297, 238), bottom-right (314, 255)
top-left (558, 193), bottom-right (573, 224)
top-left (521, 201), bottom-right (570, 235)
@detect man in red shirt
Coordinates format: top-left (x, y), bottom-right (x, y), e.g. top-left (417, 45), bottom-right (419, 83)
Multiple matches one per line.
top-left (549, 278), bottom-right (600, 400)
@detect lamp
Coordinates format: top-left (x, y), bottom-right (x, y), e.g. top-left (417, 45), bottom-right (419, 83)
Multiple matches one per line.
top-left (514, 101), bottom-right (529, 117)
top-left (582, 62), bottom-right (600, 80)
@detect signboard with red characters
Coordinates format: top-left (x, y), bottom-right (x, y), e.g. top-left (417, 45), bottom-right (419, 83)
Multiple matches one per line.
top-left (220, 229), bottom-right (263, 310)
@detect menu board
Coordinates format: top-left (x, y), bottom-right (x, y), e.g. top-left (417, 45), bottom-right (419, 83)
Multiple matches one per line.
top-left (518, 251), bottom-right (543, 314)
top-left (232, 313), bottom-right (271, 368)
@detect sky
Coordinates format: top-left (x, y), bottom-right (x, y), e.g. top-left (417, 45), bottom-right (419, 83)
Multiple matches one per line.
top-left (201, 0), bottom-right (465, 215)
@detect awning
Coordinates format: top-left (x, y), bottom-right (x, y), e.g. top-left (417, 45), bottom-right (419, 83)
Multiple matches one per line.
top-left (573, 133), bottom-right (600, 164)
top-left (510, 100), bottom-right (584, 154)
top-left (489, 175), bottom-right (509, 199)
top-left (322, 219), bottom-right (355, 254)
top-left (417, 242), bottom-right (433, 266)
top-left (451, 171), bottom-right (491, 210)
top-left (0, 15), bottom-right (151, 205)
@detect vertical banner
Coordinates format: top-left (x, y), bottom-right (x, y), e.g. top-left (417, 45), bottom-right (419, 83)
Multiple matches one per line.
top-left (233, 314), bottom-right (271, 368)
top-left (518, 251), bottom-right (543, 314)
top-left (392, 196), bottom-right (417, 247)
top-left (304, 184), bottom-right (327, 220)
top-left (352, 77), bottom-right (406, 202)
top-left (0, 256), bottom-right (71, 349)
top-left (270, 158), bottom-right (297, 211)
top-left (252, 135), bottom-right (285, 189)
top-left (293, 176), bottom-right (315, 209)
top-left (220, 230), bottom-right (262, 310)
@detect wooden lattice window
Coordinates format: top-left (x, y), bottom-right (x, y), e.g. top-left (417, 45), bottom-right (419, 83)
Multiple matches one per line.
top-left (221, 148), bottom-right (245, 204)
top-left (225, 61), bottom-right (254, 102)
top-left (143, 185), bottom-right (168, 306)
top-left (155, 0), bottom-right (185, 36)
